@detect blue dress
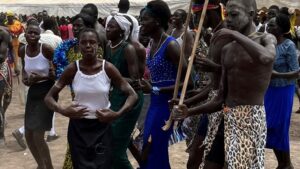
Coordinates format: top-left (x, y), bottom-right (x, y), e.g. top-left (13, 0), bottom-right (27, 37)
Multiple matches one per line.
top-left (264, 39), bottom-right (299, 152)
top-left (141, 36), bottom-right (177, 169)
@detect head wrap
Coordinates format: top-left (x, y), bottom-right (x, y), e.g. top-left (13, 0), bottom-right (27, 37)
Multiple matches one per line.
top-left (6, 10), bottom-right (14, 17)
top-left (192, 0), bottom-right (219, 13)
top-left (105, 11), bottom-right (132, 40)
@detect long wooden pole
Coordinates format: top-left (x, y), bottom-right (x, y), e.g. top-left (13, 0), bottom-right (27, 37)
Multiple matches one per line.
top-left (162, 0), bottom-right (210, 131)
top-left (162, 0), bottom-right (193, 131)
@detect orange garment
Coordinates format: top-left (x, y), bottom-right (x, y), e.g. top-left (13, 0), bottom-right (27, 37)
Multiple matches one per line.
top-left (6, 20), bottom-right (23, 38)
top-left (6, 20), bottom-right (23, 70)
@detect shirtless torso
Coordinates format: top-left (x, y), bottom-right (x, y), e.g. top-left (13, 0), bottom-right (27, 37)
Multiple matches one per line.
top-left (222, 32), bottom-right (274, 107)
top-left (0, 27), bottom-right (12, 144)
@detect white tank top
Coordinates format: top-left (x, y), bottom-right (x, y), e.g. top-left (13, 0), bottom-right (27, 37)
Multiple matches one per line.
top-left (171, 29), bottom-right (184, 47)
top-left (24, 44), bottom-right (50, 80)
top-left (72, 60), bottom-right (111, 119)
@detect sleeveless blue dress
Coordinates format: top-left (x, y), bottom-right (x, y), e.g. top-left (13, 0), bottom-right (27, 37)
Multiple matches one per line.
top-left (141, 36), bottom-right (177, 169)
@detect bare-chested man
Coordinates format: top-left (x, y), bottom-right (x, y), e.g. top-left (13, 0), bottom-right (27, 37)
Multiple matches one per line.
top-left (174, 0), bottom-right (277, 168)
top-left (0, 27), bottom-right (13, 145)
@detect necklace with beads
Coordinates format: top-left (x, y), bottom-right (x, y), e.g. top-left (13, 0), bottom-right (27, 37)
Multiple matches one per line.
top-left (110, 39), bottom-right (124, 49)
top-left (150, 32), bottom-right (164, 58)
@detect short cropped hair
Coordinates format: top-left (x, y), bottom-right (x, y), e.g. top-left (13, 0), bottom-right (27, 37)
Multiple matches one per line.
top-left (146, 0), bottom-right (171, 31)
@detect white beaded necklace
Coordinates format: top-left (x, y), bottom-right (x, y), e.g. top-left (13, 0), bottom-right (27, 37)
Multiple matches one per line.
top-left (110, 39), bottom-right (124, 49)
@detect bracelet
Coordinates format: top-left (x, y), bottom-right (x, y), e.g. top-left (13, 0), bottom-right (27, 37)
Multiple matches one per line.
top-left (152, 86), bottom-right (160, 95)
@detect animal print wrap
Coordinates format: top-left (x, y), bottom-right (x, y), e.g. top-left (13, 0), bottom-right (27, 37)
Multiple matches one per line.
top-left (224, 105), bottom-right (266, 169)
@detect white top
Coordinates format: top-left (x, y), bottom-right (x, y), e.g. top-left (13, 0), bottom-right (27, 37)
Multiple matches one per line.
top-left (72, 60), bottom-right (111, 119)
top-left (19, 30), bottom-right (62, 50)
top-left (24, 44), bottom-right (50, 80)
top-left (171, 29), bottom-right (184, 47)
top-left (40, 30), bottom-right (62, 49)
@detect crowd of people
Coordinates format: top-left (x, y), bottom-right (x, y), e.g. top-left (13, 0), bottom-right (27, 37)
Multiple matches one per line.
top-left (0, 0), bottom-right (300, 168)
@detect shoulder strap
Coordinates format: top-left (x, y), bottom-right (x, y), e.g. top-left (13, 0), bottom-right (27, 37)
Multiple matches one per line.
top-left (102, 59), bottom-right (105, 72)
top-left (40, 43), bottom-right (43, 54)
top-left (75, 60), bottom-right (80, 71)
top-left (24, 44), bottom-right (27, 56)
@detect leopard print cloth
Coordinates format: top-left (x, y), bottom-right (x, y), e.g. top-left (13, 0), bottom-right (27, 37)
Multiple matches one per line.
top-left (224, 105), bottom-right (266, 169)
top-left (199, 90), bottom-right (223, 169)
top-left (0, 62), bottom-right (12, 96)
top-left (186, 89), bottom-right (216, 151)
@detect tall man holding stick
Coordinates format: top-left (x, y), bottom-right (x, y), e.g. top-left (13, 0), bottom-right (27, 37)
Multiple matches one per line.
top-left (174, 0), bottom-right (276, 168)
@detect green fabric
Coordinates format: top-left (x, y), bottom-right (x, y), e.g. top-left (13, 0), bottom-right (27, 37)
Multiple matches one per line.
top-left (106, 42), bottom-right (144, 169)
top-left (111, 91), bottom-right (143, 169)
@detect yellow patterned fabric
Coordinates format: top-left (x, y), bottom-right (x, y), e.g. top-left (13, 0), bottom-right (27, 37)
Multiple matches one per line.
top-left (67, 47), bottom-right (103, 63)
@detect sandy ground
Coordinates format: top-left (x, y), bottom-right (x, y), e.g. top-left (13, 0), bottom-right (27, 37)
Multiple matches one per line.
top-left (0, 77), bottom-right (299, 169)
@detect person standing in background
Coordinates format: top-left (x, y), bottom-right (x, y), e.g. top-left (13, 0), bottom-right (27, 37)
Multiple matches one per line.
top-left (265, 13), bottom-right (299, 169)
top-left (5, 11), bottom-right (23, 73)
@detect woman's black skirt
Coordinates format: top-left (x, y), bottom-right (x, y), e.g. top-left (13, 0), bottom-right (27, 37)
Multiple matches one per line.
top-left (25, 80), bottom-right (55, 131)
top-left (68, 118), bottom-right (113, 169)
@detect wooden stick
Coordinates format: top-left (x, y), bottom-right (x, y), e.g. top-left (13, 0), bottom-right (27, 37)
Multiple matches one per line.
top-left (179, 0), bottom-right (209, 105)
top-left (162, 0), bottom-right (194, 131)
top-left (162, 0), bottom-right (210, 131)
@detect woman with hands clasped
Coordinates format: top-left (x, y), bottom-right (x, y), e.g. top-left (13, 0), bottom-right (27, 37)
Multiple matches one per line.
top-left (19, 21), bottom-right (56, 169)
top-left (44, 28), bottom-right (138, 169)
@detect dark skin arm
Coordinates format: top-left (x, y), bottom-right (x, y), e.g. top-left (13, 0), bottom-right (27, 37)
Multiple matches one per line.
top-left (173, 47), bottom-right (228, 119)
top-left (44, 63), bottom-right (89, 119)
top-left (0, 30), bottom-right (9, 63)
top-left (194, 52), bottom-right (221, 73)
top-left (124, 43), bottom-right (141, 89)
top-left (18, 45), bottom-right (30, 86)
top-left (184, 83), bottom-right (211, 106)
top-left (96, 23), bottom-right (108, 57)
top-left (135, 42), bottom-right (146, 78)
top-left (195, 33), bottom-right (233, 73)
top-left (184, 30), bottom-right (194, 60)
top-left (96, 62), bottom-right (138, 123)
top-left (168, 82), bottom-right (212, 111)
top-left (212, 28), bottom-right (276, 65)
top-left (8, 37), bottom-right (20, 75)
top-left (271, 69), bottom-right (300, 79)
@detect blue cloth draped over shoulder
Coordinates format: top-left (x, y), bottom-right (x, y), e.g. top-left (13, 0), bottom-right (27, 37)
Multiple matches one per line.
top-left (141, 36), bottom-right (177, 169)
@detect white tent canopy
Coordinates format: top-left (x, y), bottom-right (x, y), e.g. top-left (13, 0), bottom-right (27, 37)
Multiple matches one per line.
top-left (0, 0), bottom-right (190, 17)
top-left (0, 0), bottom-right (299, 17)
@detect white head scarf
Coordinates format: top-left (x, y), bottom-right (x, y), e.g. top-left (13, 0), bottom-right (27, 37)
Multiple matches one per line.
top-left (105, 11), bottom-right (132, 40)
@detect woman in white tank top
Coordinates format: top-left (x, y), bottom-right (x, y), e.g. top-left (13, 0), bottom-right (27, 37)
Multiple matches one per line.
top-left (45, 28), bottom-right (138, 169)
top-left (19, 22), bottom-right (56, 169)
top-left (170, 9), bottom-right (194, 59)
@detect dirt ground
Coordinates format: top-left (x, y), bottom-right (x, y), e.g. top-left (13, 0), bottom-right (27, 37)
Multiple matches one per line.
top-left (0, 77), bottom-right (299, 169)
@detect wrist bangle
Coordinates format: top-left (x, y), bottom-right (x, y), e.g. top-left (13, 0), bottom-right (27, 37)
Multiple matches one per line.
top-left (152, 86), bottom-right (160, 95)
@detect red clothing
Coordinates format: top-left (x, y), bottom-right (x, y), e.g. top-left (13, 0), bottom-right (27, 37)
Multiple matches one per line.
top-left (59, 25), bottom-right (68, 40)
top-left (68, 24), bottom-right (74, 39)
